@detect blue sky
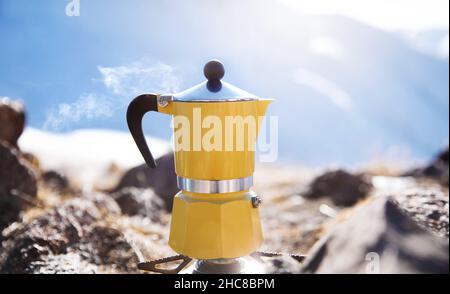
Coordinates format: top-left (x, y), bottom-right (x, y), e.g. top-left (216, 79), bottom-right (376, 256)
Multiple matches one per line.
top-left (1, 0), bottom-right (449, 165)
top-left (1, 0), bottom-right (259, 133)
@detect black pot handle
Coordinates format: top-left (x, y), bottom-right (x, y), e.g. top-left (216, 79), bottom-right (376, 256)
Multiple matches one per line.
top-left (126, 94), bottom-right (158, 168)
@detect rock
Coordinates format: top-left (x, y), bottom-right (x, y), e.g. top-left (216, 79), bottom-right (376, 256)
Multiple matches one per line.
top-left (0, 193), bottom-right (139, 273)
top-left (263, 255), bottom-right (304, 274)
top-left (0, 141), bottom-right (38, 230)
top-left (0, 194), bottom-right (23, 236)
top-left (395, 189), bottom-right (449, 238)
top-left (110, 187), bottom-right (165, 222)
top-left (437, 147), bottom-right (449, 164)
top-left (300, 197), bottom-right (449, 274)
top-left (0, 98), bottom-right (25, 146)
top-left (42, 170), bottom-right (70, 192)
top-left (0, 142), bottom-right (37, 198)
top-left (405, 147), bottom-right (449, 186)
top-left (304, 169), bottom-right (372, 206)
top-left (25, 253), bottom-right (98, 274)
top-left (113, 153), bottom-right (178, 210)
top-left (75, 225), bottom-right (139, 273)
top-left (259, 193), bottom-right (329, 254)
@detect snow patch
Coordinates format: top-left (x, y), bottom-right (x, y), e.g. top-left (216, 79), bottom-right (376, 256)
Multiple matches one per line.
top-left (19, 128), bottom-right (170, 189)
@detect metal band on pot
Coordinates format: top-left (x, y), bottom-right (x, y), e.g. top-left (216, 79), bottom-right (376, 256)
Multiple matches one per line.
top-left (177, 176), bottom-right (253, 194)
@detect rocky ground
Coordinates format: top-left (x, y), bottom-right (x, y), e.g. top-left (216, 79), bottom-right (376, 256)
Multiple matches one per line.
top-left (0, 99), bottom-right (448, 274)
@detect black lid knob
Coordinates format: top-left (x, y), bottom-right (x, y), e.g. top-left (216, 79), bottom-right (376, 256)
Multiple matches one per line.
top-left (204, 60), bottom-right (225, 82)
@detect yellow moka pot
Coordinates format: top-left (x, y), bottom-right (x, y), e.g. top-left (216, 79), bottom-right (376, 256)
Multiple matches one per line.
top-left (127, 60), bottom-right (273, 259)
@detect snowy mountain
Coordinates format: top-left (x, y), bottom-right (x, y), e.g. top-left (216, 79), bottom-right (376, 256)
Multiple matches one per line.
top-left (397, 29), bottom-right (449, 60)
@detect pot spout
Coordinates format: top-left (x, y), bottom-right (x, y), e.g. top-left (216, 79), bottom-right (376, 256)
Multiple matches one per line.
top-left (257, 99), bottom-right (273, 118)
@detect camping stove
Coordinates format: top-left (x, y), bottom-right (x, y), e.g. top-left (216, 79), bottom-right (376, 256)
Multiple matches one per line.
top-left (138, 252), bottom-right (306, 274)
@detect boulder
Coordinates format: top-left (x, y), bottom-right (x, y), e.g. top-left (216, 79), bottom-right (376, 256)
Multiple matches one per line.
top-left (263, 255), bottom-right (304, 274)
top-left (0, 141), bottom-right (38, 230)
top-left (0, 98), bottom-right (25, 146)
top-left (304, 169), bottom-right (372, 206)
top-left (24, 252), bottom-right (98, 274)
top-left (0, 193), bottom-right (139, 273)
top-left (113, 153), bottom-right (178, 210)
top-left (110, 187), bottom-right (166, 222)
top-left (406, 147), bottom-right (449, 186)
top-left (75, 225), bottom-right (139, 272)
top-left (300, 196), bottom-right (449, 274)
top-left (42, 170), bottom-right (71, 193)
top-left (0, 194), bottom-right (23, 235)
top-left (395, 189), bottom-right (448, 238)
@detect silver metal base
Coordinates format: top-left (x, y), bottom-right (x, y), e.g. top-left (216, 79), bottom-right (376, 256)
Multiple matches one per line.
top-left (179, 257), bottom-right (265, 274)
top-left (177, 176), bottom-right (253, 194)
